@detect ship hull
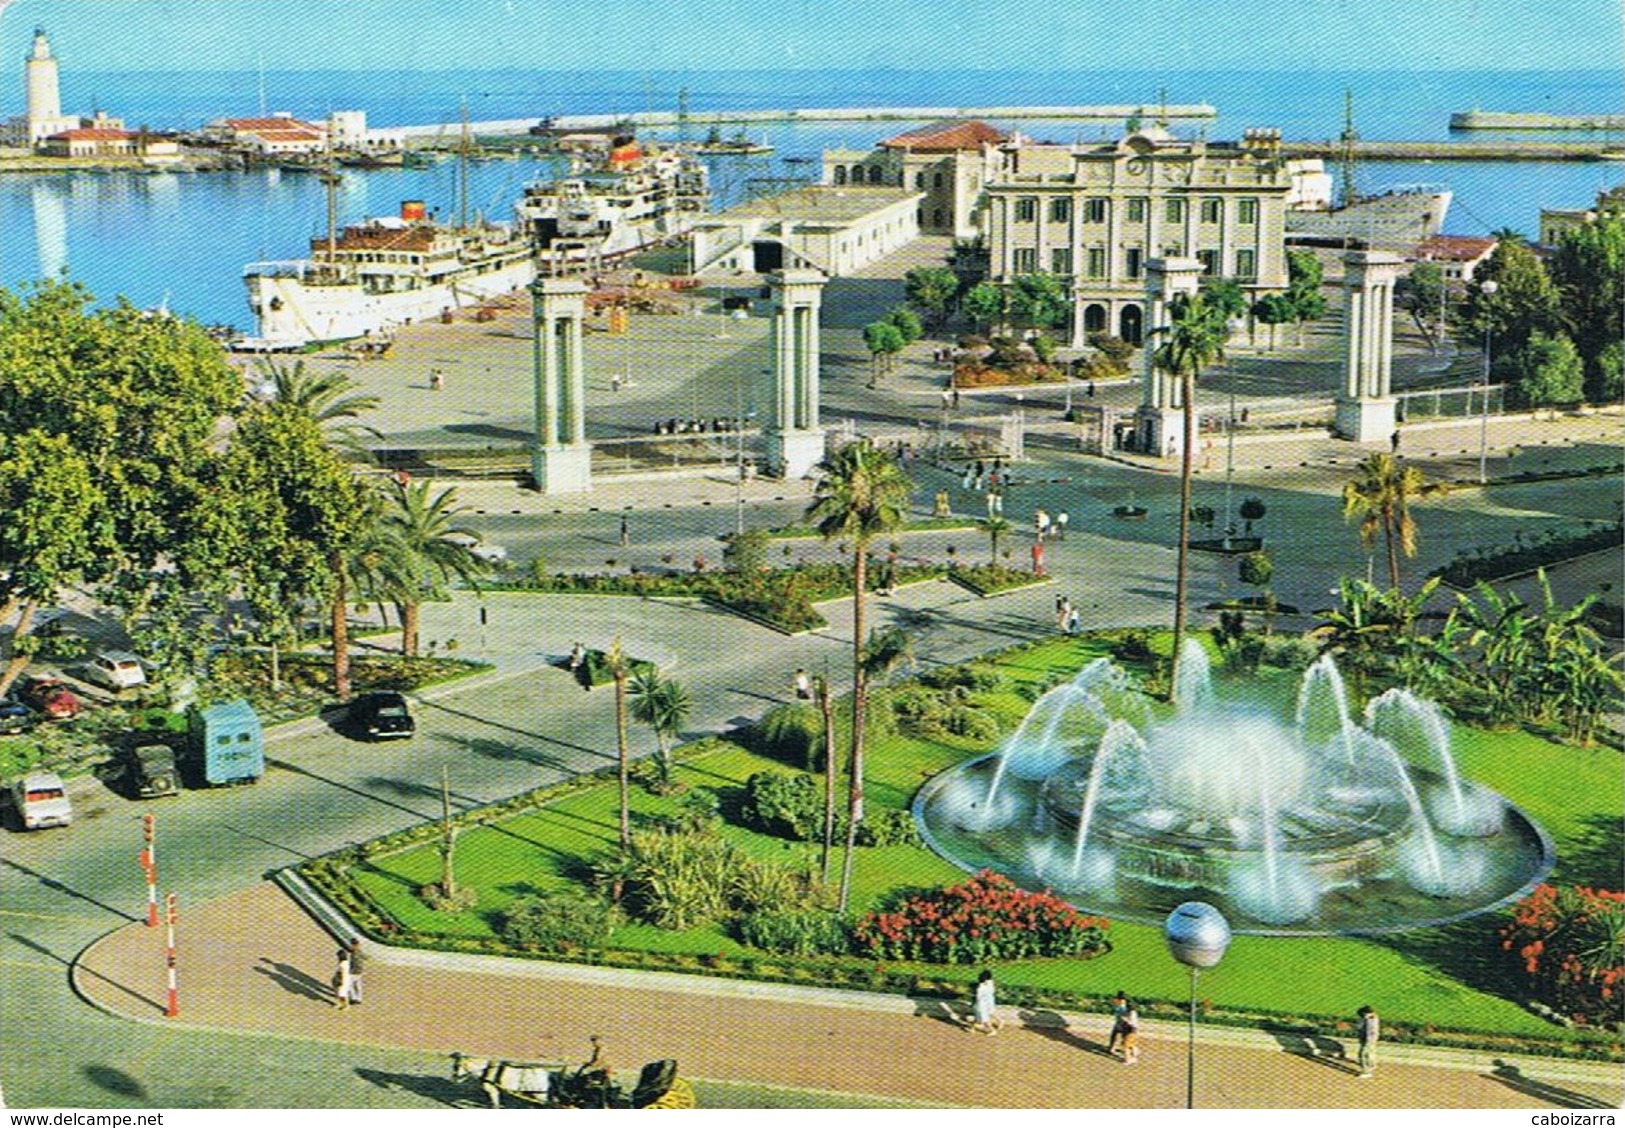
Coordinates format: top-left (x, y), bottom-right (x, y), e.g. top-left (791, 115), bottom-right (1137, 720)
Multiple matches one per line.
top-left (1286, 189), bottom-right (1452, 248)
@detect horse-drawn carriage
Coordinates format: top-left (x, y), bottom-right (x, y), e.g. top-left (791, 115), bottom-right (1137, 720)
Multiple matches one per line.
top-left (451, 1040), bottom-right (697, 1109)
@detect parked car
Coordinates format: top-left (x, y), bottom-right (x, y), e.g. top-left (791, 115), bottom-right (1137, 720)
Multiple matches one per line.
top-left (10, 770), bottom-right (72, 829)
top-left (20, 675), bottom-right (81, 720)
top-left (122, 742), bottom-right (181, 798)
top-left (446, 532), bottom-right (508, 563)
top-left (84, 649), bottom-right (147, 692)
top-left (350, 690), bottom-right (415, 741)
top-left (0, 696), bottom-right (34, 734)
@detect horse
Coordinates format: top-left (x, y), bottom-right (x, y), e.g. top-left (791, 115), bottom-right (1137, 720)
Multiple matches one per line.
top-left (449, 1052), bottom-right (558, 1108)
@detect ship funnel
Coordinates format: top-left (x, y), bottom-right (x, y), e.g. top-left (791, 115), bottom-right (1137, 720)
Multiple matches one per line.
top-left (401, 200), bottom-right (428, 222)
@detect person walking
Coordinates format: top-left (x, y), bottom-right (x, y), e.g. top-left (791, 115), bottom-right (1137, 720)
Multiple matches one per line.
top-left (1356, 1004), bottom-right (1380, 1077)
top-left (1035, 509), bottom-right (1051, 543)
top-left (973, 460), bottom-right (985, 491)
top-left (1119, 1000), bottom-right (1141, 1064)
top-left (971, 969), bottom-right (1002, 1035)
top-left (341, 937), bottom-right (365, 1006)
top-left (619, 513), bottom-right (629, 548)
top-left (1054, 510), bottom-right (1069, 541)
top-left (793, 668), bottom-right (812, 700)
top-left (1030, 539), bottom-right (1045, 577)
top-left (1054, 594), bottom-right (1069, 630)
top-left (1066, 604), bottom-right (1082, 635)
top-left (1389, 429), bottom-right (1401, 454)
top-left (331, 951), bottom-right (353, 1011)
top-left (430, 368), bottom-right (444, 392)
top-left (1106, 991), bottom-right (1130, 1057)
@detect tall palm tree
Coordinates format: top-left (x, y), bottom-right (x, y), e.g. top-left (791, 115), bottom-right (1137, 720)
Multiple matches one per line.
top-left (815, 671), bottom-right (837, 881)
top-left (259, 358), bottom-right (382, 455)
top-left (805, 440), bottom-right (912, 912)
top-left (628, 666), bottom-right (691, 784)
top-left (604, 638), bottom-right (633, 850)
top-left (1151, 292), bottom-right (1231, 698)
top-left (333, 500), bottom-right (401, 700)
top-left (378, 479), bottom-right (490, 656)
top-left (1341, 452), bottom-right (1436, 589)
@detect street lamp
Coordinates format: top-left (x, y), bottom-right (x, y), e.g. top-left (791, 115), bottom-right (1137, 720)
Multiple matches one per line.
top-left (1478, 278), bottom-right (1498, 484)
top-left (1164, 902), bottom-right (1232, 1110)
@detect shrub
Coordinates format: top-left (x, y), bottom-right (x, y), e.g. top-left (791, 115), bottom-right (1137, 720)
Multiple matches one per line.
top-left (1111, 630), bottom-right (1157, 665)
top-left (498, 891), bottom-right (616, 950)
top-left (853, 870), bottom-right (1110, 965)
top-left (854, 807), bottom-right (923, 848)
top-left (724, 527), bottom-right (772, 573)
top-left (1260, 636), bottom-right (1318, 671)
top-left (919, 662), bottom-right (1002, 692)
top-left (753, 703), bottom-right (824, 770)
top-left (731, 853), bottom-right (827, 915)
top-left (738, 770), bottom-right (825, 840)
top-left (1500, 884), bottom-right (1625, 1027)
top-left (735, 909), bottom-right (850, 957)
top-left (943, 704), bottom-right (1001, 744)
top-left (598, 827), bottom-right (742, 930)
top-left (1088, 332), bottom-right (1135, 363)
top-left (887, 684), bottom-right (952, 735)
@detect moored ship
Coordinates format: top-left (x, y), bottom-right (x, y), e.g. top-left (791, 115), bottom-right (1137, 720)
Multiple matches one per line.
top-left (1284, 158), bottom-right (1452, 248)
top-left (243, 199), bottom-right (534, 347)
top-left (515, 135), bottom-right (709, 273)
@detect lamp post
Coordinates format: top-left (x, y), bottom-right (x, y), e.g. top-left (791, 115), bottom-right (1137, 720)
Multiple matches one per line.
top-left (1478, 279), bottom-right (1498, 484)
top-left (1164, 902), bottom-right (1231, 1110)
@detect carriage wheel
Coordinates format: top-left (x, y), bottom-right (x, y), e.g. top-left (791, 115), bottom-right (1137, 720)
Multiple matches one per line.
top-left (645, 1077), bottom-right (697, 1109)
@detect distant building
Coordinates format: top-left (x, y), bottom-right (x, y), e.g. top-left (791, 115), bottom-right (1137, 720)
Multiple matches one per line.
top-left (204, 115), bottom-right (326, 156)
top-left (3, 28), bottom-right (123, 149)
top-left (823, 119), bottom-right (1006, 237)
top-left (327, 110), bottom-right (405, 153)
top-left (1539, 185), bottom-right (1625, 247)
top-left (980, 126), bottom-right (1292, 347)
top-left (1412, 234), bottom-right (1497, 282)
top-left (691, 185), bottom-right (921, 277)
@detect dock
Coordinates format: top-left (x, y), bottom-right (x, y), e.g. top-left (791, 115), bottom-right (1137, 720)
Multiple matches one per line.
top-left (398, 102), bottom-right (1218, 141)
top-left (1279, 139), bottom-right (1622, 162)
top-left (1450, 110), bottom-right (1625, 131)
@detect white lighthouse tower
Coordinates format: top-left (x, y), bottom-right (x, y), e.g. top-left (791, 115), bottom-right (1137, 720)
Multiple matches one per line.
top-left (12, 27), bottom-right (77, 145)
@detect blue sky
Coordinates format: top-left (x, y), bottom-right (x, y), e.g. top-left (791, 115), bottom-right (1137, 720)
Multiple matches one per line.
top-left (1, 0), bottom-right (1620, 73)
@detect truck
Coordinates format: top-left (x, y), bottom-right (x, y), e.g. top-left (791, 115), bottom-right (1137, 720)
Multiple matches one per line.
top-left (10, 770), bottom-right (73, 829)
top-left (186, 699), bottom-right (265, 786)
top-left (121, 741), bottom-right (181, 798)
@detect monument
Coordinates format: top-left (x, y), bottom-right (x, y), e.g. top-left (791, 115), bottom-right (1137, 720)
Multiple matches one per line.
top-left (763, 269), bottom-right (828, 480)
top-left (529, 278), bottom-right (593, 494)
top-left (1334, 250), bottom-right (1406, 443)
top-left (1133, 257), bottom-right (1204, 458)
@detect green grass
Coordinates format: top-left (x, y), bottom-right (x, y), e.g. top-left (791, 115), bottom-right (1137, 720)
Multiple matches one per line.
top-left (340, 634), bottom-right (1622, 1045)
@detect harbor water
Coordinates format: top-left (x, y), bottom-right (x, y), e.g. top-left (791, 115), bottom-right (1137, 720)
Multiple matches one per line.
top-left (1, 66), bottom-right (1620, 331)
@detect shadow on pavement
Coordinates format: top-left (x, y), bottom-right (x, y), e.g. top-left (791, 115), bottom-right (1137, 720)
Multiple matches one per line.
top-left (2, 858), bottom-right (138, 922)
top-left (355, 1066), bottom-right (482, 1108)
top-left (1021, 1009), bottom-right (1111, 1057)
top-left (1267, 1027), bottom-right (1350, 1070)
top-left (81, 1065), bottom-right (147, 1100)
top-left (264, 759), bottom-right (439, 822)
top-left (255, 956), bottom-right (336, 1004)
top-left (1489, 1060), bottom-right (1619, 1109)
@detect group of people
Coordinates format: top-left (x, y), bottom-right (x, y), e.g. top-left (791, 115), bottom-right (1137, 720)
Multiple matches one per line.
top-left (968, 974), bottom-right (1382, 1077)
top-left (959, 458), bottom-right (1005, 494)
top-left (330, 937), bottom-right (365, 1010)
top-left (1054, 594), bottom-right (1082, 635)
top-left (1034, 508), bottom-right (1069, 543)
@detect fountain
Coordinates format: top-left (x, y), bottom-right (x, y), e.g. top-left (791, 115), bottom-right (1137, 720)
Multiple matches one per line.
top-left (915, 640), bottom-right (1553, 935)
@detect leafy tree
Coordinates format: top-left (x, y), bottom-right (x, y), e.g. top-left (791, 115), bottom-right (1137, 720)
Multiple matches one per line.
top-left (1286, 250), bottom-right (1328, 346)
top-left (1501, 331), bottom-right (1584, 409)
top-left (1546, 213), bottom-right (1625, 402)
top-left (1394, 261), bottom-right (1447, 351)
top-left (1201, 277), bottom-right (1249, 322)
top-left (903, 266), bottom-right (959, 330)
top-left (804, 440), bottom-right (911, 911)
top-left (1250, 292), bottom-right (1295, 351)
top-left (861, 320), bottom-right (906, 387)
top-left (885, 305), bottom-right (924, 345)
top-left (1238, 496), bottom-right (1267, 535)
top-left (1596, 340), bottom-right (1625, 404)
top-left (960, 280), bottom-right (1004, 334)
top-left (1341, 452), bottom-right (1438, 590)
top-left (1467, 240), bottom-right (1563, 357)
top-left (628, 666), bottom-right (691, 783)
top-left (1314, 576), bottom-right (1440, 702)
top-left (1238, 550), bottom-right (1275, 634)
top-left (1150, 292), bottom-right (1230, 698)
top-left (377, 479), bottom-right (489, 656)
top-left (979, 514), bottom-right (1011, 564)
top-left (1007, 273), bottom-right (1069, 339)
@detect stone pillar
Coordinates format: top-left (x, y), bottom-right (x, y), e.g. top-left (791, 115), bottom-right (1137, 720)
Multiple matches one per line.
top-left (1334, 250), bottom-right (1405, 442)
top-left (529, 277), bottom-right (593, 494)
top-left (1133, 256), bottom-right (1204, 458)
top-left (765, 269), bottom-right (828, 480)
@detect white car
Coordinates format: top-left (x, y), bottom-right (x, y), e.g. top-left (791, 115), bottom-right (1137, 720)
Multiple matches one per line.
top-left (84, 649), bottom-right (147, 692)
top-left (447, 532), bottom-right (508, 563)
top-left (11, 770), bottom-right (72, 829)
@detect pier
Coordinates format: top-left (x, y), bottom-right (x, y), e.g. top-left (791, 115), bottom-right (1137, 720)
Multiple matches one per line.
top-left (1278, 139), bottom-right (1623, 162)
top-left (1450, 110), bottom-right (1625, 131)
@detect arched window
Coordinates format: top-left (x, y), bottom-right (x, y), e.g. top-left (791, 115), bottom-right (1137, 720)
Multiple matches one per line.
top-left (1084, 304), bottom-right (1107, 334)
top-left (932, 208), bottom-right (944, 227)
top-left (834, 166), bottom-right (847, 185)
top-left (868, 166), bottom-right (882, 185)
top-left (1119, 304), bottom-right (1144, 346)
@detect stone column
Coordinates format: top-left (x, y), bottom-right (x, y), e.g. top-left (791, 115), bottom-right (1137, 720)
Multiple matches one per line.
top-left (529, 277), bottom-right (593, 494)
top-left (1334, 250), bottom-right (1406, 442)
top-left (764, 269), bottom-right (828, 480)
top-left (1133, 256), bottom-right (1203, 457)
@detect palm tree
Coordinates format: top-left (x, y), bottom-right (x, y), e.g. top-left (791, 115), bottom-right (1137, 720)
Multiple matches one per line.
top-left (259, 358), bottom-right (382, 455)
top-left (628, 666), bottom-right (691, 784)
top-left (804, 440), bottom-right (911, 911)
top-left (604, 638), bottom-right (633, 849)
top-left (1341, 452), bottom-right (1437, 589)
top-left (379, 479), bottom-right (490, 656)
top-left (330, 492), bottom-right (398, 700)
top-left (1151, 292), bottom-right (1231, 699)
top-left (815, 671), bottom-right (837, 881)
top-left (980, 514), bottom-right (1012, 564)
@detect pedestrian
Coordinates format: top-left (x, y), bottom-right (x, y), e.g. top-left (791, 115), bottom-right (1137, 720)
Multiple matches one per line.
top-left (1054, 593), bottom-right (1068, 627)
top-left (1054, 510), bottom-right (1069, 541)
top-left (991, 488), bottom-right (1004, 517)
top-left (986, 491), bottom-right (999, 518)
top-left (941, 388), bottom-right (952, 411)
top-left (1066, 605), bottom-right (1081, 635)
top-left (1035, 508), bottom-right (1051, 543)
top-left (794, 668), bottom-right (811, 700)
top-left (1390, 429), bottom-right (1401, 454)
top-left (611, 372), bottom-right (623, 392)
top-left (1119, 1000), bottom-right (1141, 1063)
top-left (934, 489), bottom-right (951, 518)
top-left (619, 513), bottom-right (629, 548)
top-left (1106, 991), bottom-right (1130, 1056)
top-left (341, 937), bottom-right (365, 1006)
top-left (430, 368), bottom-right (444, 391)
top-left (971, 969), bottom-right (1002, 1035)
top-left (962, 464), bottom-right (975, 491)
top-left (567, 641), bottom-right (585, 671)
top-left (331, 951), bottom-right (352, 1011)
top-left (952, 387), bottom-right (961, 409)
top-left (973, 460), bottom-right (985, 491)
top-left (1030, 539), bottom-right (1045, 577)
top-left (1356, 1004), bottom-right (1379, 1077)
top-left (1086, 380), bottom-right (1096, 398)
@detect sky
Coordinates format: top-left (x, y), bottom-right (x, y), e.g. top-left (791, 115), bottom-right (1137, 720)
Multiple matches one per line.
top-left (0, 0), bottom-right (1620, 74)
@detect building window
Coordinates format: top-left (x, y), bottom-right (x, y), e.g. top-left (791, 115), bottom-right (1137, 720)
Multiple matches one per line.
top-left (1200, 197), bottom-right (1223, 224)
top-left (1238, 198), bottom-right (1258, 225)
top-left (1051, 248), bottom-right (1072, 275)
top-left (1126, 197), bottom-right (1147, 223)
top-left (1084, 198), bottom-right (1107, 223)
top-left (1125, 247), bottom-right (1144, 279)
top-left (933, 171), bottom-right (944, 188)
top-left (1087, 246), bottom-right (1107, 278)
top-left (1196, 249), bottom-right (1219, 275)
top-left (1013, 247), bottom-right (1038, 273)
top-left (1165, 198), bottom-right (1185, 224)
top-left (1050, 197), bottom-right (1071, 223)
top-left (933, 207), bottom-right (944, 227)
top-left (1015, 197), bottom-right (1038, 223)
top-left (914, 171), bottom-right (925, 189)
top-left (1235, 248), bottom-right (1257, 280)
top-left (868, 166), bottom-right (882, 184)
top-left (834, 166), bottom-right (847, 186)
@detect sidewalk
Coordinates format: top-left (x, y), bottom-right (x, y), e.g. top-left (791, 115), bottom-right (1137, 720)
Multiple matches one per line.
top-left (74, 884), bottom-right (1624, 1109)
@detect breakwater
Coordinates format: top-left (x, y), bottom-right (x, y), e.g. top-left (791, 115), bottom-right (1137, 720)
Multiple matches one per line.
top-left (1450, 110), bottom-right (1625, 131)
top-left (1280, 139), bottom-right (1620, 162)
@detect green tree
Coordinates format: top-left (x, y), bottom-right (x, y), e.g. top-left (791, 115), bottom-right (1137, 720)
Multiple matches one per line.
top-left (1501, 331), bottom-right (1584, 409)
top-left (979, 514), bottom-right (1011, 563)
top-left (1201, 277), bottom-right (1249, 322)
top-left (1468, 239), bottom-right (1563, 357)
top-left (1394, 261), bottom-right (1447, 351)
top-left (1238, 549), bottom-right (1276, 634)
top-left (960, 280), bottom-right (1004, 334)
top-left (377, 479), bottom-right (490, 657)
top-left (1250, 292), bottom-right (1295, 351)
top-left (605, 638), bottom-right (633, 849)
top-left (259, 358), bottom-right (382, 454)
top-left (1286, 250), bottom-right (1328, 346)
top-left (1008, 273), bottom-right (1069, 339)
top-left (804, 440), bottom-right (911, 911)
top-left (885, 305), bottom-right (924, 345)
top-left (1151, 292), bottom-right (1231, 698)
top-left (628, 666), bottom-right (691, 783)
top-left (861, 320), bottom-right (906, 387)
top-left (1341, 452), bottom-right (1437, 590)
top-left (903, 266), bottom-right (959, 331)
top-left (1546, 212), bottom-right (1625, 401)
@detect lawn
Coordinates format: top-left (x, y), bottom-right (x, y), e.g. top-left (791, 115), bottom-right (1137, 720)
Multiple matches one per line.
top-left (334, 634), bottom-right (1622, 1048)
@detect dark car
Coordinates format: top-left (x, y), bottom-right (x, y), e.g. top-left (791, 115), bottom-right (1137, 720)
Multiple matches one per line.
top-left (20, 676), bottom-right (81, 720)
top-left (351, 691), bottom-right (414, 741)
top-left (123, 742), bottom-right (181, 798)
top-left (0, 696), bottom-right (34, 734)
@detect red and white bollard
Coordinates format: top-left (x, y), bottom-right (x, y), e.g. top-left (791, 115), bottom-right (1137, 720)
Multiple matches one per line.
top-left (140, 813), bottom-right (158, 928)
top-left (164, 892), bottom-right (179, 1018)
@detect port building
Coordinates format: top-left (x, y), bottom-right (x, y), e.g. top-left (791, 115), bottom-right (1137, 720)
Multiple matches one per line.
top-left (822, 119), bottom-right (1006, 238)
top-left (203, 115), bottom-right (327, 157)
top-left (691, 185), bottom-right (921, 278)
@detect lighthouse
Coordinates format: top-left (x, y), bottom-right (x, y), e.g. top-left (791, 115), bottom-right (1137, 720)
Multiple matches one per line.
top-left (7, 27), bottom-right (83, 145)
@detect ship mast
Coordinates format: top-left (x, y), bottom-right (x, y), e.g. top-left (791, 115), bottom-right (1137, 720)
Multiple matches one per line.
top-left (320, 129), bottom-right (340, 264)
top-left (458, 97), bottom-right (471, 230)
top-left (1338, 88), bottom-right (1359, 207)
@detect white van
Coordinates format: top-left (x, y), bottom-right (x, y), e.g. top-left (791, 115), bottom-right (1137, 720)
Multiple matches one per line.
top-left (11, 770), bottom-right (72, 829)
top-left (85, 650), bottom-right (147, 692)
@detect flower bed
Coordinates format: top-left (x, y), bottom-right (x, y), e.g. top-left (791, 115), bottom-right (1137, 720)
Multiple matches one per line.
top-left (1500, 884), bottom-right (1625, 1028)
top-left (854, 870), bottom-right (1110, 964)
top-left (1433, 523), bottom-right (1624, 589)
top-left (949, 563), bottom-right (1048, 597)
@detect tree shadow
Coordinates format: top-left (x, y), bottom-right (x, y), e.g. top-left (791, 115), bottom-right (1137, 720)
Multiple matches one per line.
top-left (1373, 915), bottom-right (1513, 1002)
top-left (354, 1065), bottom-right (484, 1108)
top-left (81, 1065), bottom-right (147, 1100)
top-left (1265, 1026), bottom-right (1356, 1073)
top-left (1550, 812), bottom-right (1624, 888)
top-left (1488, 1059), bottom-right (1619, 1109)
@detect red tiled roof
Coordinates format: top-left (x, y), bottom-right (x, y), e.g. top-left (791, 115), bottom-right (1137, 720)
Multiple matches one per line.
top-left (1416, 235), bottom-right (1497, 261)
top-left (225, 117), bottom-right (322, 133)
top-left (47, 128), bottom-right (136, 141)
top-left (879, 119), bottom-right (1007, 152)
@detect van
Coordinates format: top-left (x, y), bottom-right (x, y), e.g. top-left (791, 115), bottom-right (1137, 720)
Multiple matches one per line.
top-left (186, 699), bottom-right (264, 786)
top-left (85, 650), bottom-right (147, 692)
top-left (11, 770), bottom-right (73, 829)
